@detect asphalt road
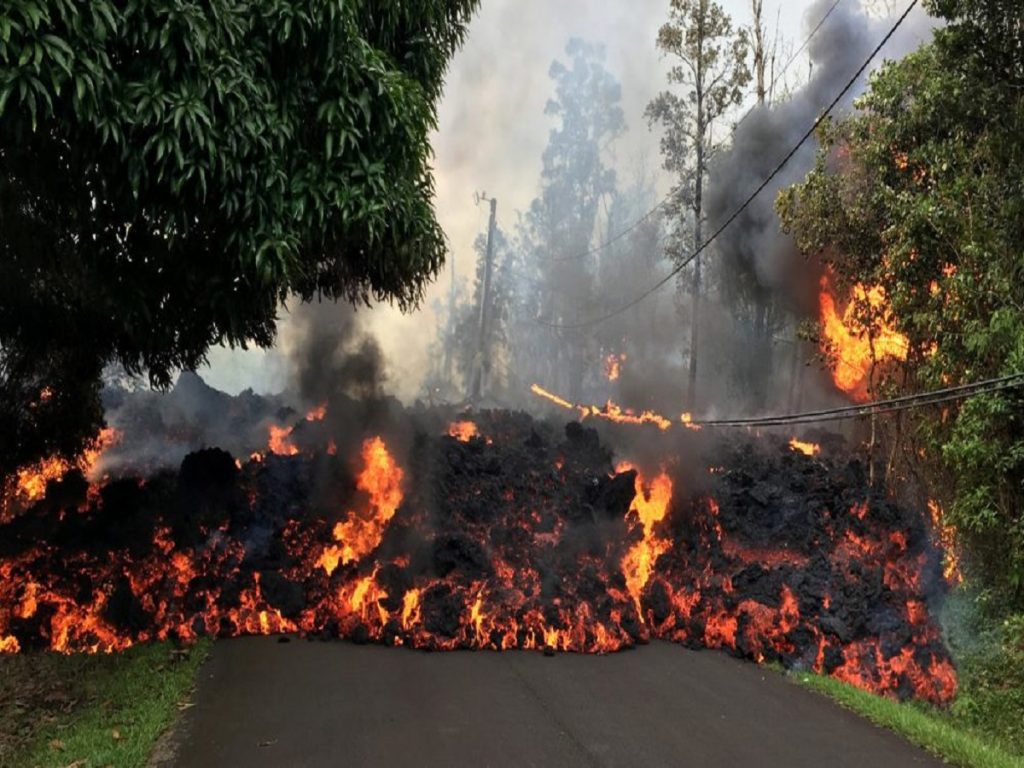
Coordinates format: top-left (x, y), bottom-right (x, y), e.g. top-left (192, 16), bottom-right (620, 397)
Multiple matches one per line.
top-left (164, 637), bottom-right (944, 767)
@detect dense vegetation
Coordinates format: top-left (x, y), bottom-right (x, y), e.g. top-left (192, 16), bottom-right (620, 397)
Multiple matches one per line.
top-left (778, 0), bottom-right (1024, 603)
top-left (0, 0), bottom-right (478, 478)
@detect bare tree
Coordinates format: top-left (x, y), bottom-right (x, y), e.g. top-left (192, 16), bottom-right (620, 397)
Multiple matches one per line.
top-left (752, 0), bottom-right (767, 104)
top-left (646, 0), bottom-right (750, 410)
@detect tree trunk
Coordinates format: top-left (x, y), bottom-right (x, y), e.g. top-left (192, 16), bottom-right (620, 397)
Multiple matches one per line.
top-left (753, 0), bottom-right (766, 105)
top-left (687, 34), bottom-right (706, 413)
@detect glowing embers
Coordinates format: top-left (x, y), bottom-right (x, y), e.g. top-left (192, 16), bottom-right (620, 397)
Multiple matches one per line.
top-left (619, 464), bottom-right (673, 620)
top-left (447, 421), bottom-right (479, 442)
top-left (818, 274), bottom-right (909, 400)
top-left (789, 438), bottom-right (820, 457)
top-left (317, 437), bottom-right (404, 576)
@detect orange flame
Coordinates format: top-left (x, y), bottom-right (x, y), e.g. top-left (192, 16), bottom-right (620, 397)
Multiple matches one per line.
top-left (268, 424), bottom-right (299, 456)
top-left (531, 384), bottom-right (576, 411)
top-left (448, 421), bottom-right (479, 442)
top-left (680, 413), bottom-right (702, 431)
top-left (819, 275), bottom-right (908, 400)
top-left (927, 500), bottom-right (961, 585)
top-left (789, 438), bottom-right (820, 457)
top-left (604, 353), bottom-right (626, 382)
top-left (305, 403), bottom-right (328, 422)
top-left (317, 437), bottom-right (404, 575)
top-left (619, 464), bottom-right (673, 620)
top-left (8, 427), bottom-right (120, 507)
top-left (530, 385), bottom-right (673, 431)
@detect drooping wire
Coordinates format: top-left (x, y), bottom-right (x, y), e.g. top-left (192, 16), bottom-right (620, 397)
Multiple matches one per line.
top-left (547, 0), bottom-right (845, 266)
top-left (690, 373), bottom-right (1024, 427)
top-left (537, 0), bottom-right (919, 330)
top-left (530, 373), bottom-right (1024, 428)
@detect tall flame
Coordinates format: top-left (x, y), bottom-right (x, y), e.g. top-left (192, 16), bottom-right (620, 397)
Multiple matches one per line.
top-left (268, 424), bottom-right (299, 456)
top-left (619, 464), bottom-right (673, 620)
top-left (819, 275), bottom-right (908, 400)
top-left (317, 437), bottom-right (404, 575)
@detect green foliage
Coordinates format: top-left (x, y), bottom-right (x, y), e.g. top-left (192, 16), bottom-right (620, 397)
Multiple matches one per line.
top-left (778, 0), bottom-right (1024, 604)
top-left (645, 0), bottom-right (750, 234)
top-left (795, 669), bottom-right (1023, 768)
top-left (0, 0), bottom-right (477, 477)
top-left (0, 640), bottom-right (209, 767)
top-left (517, 38), bottom-right (625, 401)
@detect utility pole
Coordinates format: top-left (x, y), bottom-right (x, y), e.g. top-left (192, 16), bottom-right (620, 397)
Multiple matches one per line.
top-left (469, 195), bottom-right (497, 402)
top-left (442, 251), bottom-right (456, 389)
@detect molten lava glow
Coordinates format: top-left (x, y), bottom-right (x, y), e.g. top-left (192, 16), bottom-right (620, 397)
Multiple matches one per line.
top-left (448, 421), bottom-right (479, 442)
top-left (5, 427), bottom-right (120, 511)
top-left (789, 438), bottom-right (821, 457)
top-left (268, 424), bottom-right (299, 456)
top-left (305, 403), bottom-right (328, 422)
top-left (14, 456), bottom-right (71, 503)
top-left (0, 424), bottom-right (958, 706)
top-left (317, 437), bottom-right (404, 575)
top-left (604, 353), bottom-right (626, 382)
top-left (818, 275), bottom-right (909, 400)
top-left (619, 464), bottom-right (673, 620)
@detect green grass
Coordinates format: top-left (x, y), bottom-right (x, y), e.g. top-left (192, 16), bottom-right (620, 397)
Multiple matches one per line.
top-left (0, 640), bottom-right (209, 768)
top-left (789, 589), bottom-right (1024, 768)
top-left (794, 671), bottom-right (1023, 768)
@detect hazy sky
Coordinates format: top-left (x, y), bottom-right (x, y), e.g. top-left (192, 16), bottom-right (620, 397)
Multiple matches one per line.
top-left (202, 0), bottom-right (920, 399)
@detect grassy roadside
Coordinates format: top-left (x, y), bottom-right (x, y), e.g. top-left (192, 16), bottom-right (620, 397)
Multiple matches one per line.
top-left (794, 672), bottom-right (1022, 768)
top-left (0, 640), bottom-right (210, 768)
top-left (788, 590), bottom-right (1024, 768)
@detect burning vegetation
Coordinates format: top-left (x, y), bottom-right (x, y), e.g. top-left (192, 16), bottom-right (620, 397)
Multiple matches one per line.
top-left (0, 399), bottom-right (957, 706)
top-left (818, 275), bottom-right (909, 401)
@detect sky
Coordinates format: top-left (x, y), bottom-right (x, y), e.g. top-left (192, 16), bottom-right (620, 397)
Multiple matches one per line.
top-left (200, 0), bottom-right (920, 400)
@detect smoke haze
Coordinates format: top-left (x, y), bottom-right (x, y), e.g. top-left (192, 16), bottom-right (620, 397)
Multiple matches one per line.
top-left (195, 0), bottom-right (937, 418)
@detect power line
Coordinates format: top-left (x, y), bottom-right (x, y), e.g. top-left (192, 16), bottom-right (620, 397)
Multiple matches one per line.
top-left (692, 373), bottom-right (1024, 427)
top-left (538, 0), bottom-right (918, 330)
top-left (549, 200), bottom-right (668, 264)
top-left (734, 0), bottom-right (845, 132)
top-left (530, 373), bottom-right (1024, 429)
top-left (548, 0), bottom-right (844, 266)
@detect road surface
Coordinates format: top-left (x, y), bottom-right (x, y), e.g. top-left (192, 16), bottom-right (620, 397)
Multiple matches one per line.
top-left (163, 637), bottom-right (944, 767)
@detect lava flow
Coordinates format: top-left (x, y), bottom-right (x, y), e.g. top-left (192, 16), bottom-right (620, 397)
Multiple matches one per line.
top-left (0, 408), bottom-right (957, 706)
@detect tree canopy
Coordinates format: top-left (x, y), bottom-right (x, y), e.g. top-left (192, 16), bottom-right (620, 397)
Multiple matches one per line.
top-left (779, 0), bottom-right (1024, 601)
top-left (0, 0), bottom-right (478, 476)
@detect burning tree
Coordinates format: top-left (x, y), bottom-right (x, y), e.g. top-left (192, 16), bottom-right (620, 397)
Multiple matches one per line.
top-left (778, 0), bottom-right (1024, 604)
top-left (0, 1), bottom-right (479, 479)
